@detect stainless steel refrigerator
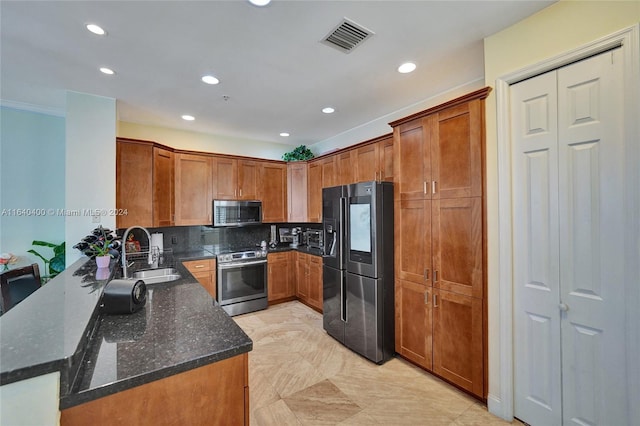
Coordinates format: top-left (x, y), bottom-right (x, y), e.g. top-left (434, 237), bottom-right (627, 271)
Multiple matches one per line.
top-left (322, 181), bottom-right (394, 364)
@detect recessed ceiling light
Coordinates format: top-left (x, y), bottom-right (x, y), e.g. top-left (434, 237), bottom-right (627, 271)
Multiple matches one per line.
top-left (398, 62), bottom-right (417, 74)
top-left (249, 0), bottom-right (271, 6)
top-left (280, 132), bottom-right (290, 137)
top-left (86, 24), bottom-right (106, 35)
top-left (322, 107), bottom-right (335, 114)
top-left (182, 115), bottom-right (195, 121)
top-left (99, 67), bottom-right (115, 75)
top-left (202, 75), bottom-right (219, 85)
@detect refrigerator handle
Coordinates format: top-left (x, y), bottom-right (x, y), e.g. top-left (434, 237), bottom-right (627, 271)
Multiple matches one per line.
top-left (341, 275), bottom-right (346, 322)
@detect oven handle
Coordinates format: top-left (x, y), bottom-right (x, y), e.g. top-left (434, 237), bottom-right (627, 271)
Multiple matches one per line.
top-left (218, 259), bottom-right (267, 269)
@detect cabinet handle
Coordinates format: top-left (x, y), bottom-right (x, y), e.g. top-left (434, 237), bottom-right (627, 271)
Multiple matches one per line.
top-left (432, 181), bottom-right (436, 194)
top-left (433, 270), bottom-right (438, 283)
top-left (424, 268), bottom-right (429, 281)
top-left (424, 290), bottom-right (430, 305)
top-left (423, 181), bottom-right (428, 194)
top-left (433, 293), bottom-right (439, 307)
top-left (194, 265), bottom-right (205, 269)
top-left (239, 188), bottom-right (243, 197)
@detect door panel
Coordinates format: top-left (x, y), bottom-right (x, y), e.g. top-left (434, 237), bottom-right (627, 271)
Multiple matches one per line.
top-left (558, 48), bottom-right (628, 426)
top-left (345, 272), bottom-right (383, 363)
top-left (395, 199), bottom-right (430, 284)
top-left (394, 118), bottom-right (431, 200)
top-left (511, 69), bottom-right (562, 426)
top-left (395, 279), bottom-right (431, 369)
top-left (323, 265), bottom-right (345, 343)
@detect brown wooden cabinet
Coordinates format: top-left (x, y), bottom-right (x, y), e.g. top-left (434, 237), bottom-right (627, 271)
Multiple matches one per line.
top-left (294, 252), bottom-right (322, 312)
top-left (391, 87), bottom-right (489, 398)
top-left (175, 153), bottom-right (212, 225)
top-left (260, 162), bottom-right (287, 223)
top-left (354, 135), bottom-right (394, 183)
top-left (183, 258), bottom-right (217, 298)
top-left (237, 159), bottom-right (259, 200)
top-left (116, 140), bottom-right (153, 228)
top-left (336, 150), bottom-right (355, 186)
top-left (61, 353), bottom-right (248, 426)
top-left (153, 147), bottom-right (174, 227)
top-left (212, 156), bottom-right (237, 200)
top-left (306, 161), bottom-right (322, 223)
top-left (287, 162), bottom-right (308, 222)
top-left (267, 252), bottom-right (294, 302)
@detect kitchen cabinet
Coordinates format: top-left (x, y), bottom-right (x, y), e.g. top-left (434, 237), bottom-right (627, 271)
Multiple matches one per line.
top-left (116, 140), bottom-right (153, 228)
top-left (183, 258), bottom-right (216, 298)
top-left (175, 153), bottom-right (212, 226)
top-left (260, 162), bottom-right (287, 223)
top-left (336, 150), bottom-right (355, 186)
top-left (354, 135), bottom-right (394, 183)
top-left (391, 87), bottom-right (489, 398)
top-left (307, 156), bottom-right (335, 223)
top-left (153, 147), bottom-right (174, 227)
top-left (294, 252), bottom-right (322, 312)
top-left (267, 251), bottom-right (294, 302)
top-left (212, 157), bottom-right (259, 200)
top-left (287, 162), bottom-right (307, 222)
top-left (61, 353), bottom-right (248, 426)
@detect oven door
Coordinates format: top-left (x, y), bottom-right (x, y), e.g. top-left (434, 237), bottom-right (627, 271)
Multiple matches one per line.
top-left (217, 259), bottom-right (267, 306)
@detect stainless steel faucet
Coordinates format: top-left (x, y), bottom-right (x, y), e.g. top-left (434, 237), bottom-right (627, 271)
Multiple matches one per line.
top-left (121, 226), bottom-right (152, 278)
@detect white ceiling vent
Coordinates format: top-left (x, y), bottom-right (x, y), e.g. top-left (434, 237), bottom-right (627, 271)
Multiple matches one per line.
top-left (321, 18), bottom-right (374, 54)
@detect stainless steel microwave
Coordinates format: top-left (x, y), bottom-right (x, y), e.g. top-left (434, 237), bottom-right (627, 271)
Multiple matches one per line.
top-left (213, 200), bottom-right (262, 227)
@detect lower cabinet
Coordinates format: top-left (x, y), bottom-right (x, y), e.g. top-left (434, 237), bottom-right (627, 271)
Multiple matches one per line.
top-left (267, 252), bottom-right (295, 302)
top-left (294, 252), bottom-right (322, 312)
top-left (61, 353), bottom-right (249, 426)
top-left (183, 259), bottom-right (217, 299)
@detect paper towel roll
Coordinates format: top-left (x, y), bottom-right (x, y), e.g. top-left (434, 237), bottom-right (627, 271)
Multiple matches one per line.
top-left (150, 233), bottom-right (164, 266)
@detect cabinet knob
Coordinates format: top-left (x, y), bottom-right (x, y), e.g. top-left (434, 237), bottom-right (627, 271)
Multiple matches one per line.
top-left (559, 303), bottom-right (569, 312)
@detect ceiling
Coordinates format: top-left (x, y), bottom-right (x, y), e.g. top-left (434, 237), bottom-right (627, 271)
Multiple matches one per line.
top-left (1, 0), bottom-right (554, 147)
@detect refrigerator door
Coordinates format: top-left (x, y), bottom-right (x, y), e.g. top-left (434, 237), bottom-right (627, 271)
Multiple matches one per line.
top-left (322, 185), bottom-right (346, 270)
top-left (346, 182), bottom-right (380, 279)
top-left (322, 265), bottom-right (345, 343)
top-left (345, 271), bottom-right (384, 363)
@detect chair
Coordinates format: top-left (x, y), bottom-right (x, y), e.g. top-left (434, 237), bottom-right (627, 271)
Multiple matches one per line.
top-left (0, 263), bottom-right (41, 315)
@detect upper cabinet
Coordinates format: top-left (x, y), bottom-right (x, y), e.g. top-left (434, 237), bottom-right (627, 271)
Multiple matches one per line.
top-left (336, 151), bottom-right (355, 186)
top-left (260, 162), bottom-right (287, 223)
top-left (287, 162), bottom-right (308, 223)
top-left (153, 147), bottom-right (174, 227)
top-left (175, 153), bottom-right (212, 226)
top-left (354, 135), bottom-right (393, 183)
top-left (212, 157), bottom-right (259, 200)
top-left (116, 140), bottom-right (153, 228)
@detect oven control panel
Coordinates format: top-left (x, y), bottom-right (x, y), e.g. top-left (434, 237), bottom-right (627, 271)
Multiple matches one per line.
top-left (217, 249), bottom-right (266, 264)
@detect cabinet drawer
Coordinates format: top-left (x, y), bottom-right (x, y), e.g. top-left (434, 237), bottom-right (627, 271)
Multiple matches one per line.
top-left (267, 252), bottom-right (289, 263)
top-left (183, 259), bottom-right (215, 272)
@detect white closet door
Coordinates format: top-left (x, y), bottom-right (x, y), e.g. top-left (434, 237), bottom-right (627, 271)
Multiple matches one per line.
top-left (512, 71), bottom-right (562, 426)
top-left (557, 47), bottom-right (627, 426)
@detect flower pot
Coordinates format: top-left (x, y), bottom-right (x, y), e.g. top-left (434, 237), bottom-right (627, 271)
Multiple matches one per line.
top-left (95, 255), bottom-right (110, 268)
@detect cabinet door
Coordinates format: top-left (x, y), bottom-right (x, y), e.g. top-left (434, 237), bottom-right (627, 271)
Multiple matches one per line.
top-left (321, 156), bottom-right (336, 189)
top-left (379, 137), bottom-right (394, 181)
top-left (307, 161), bottom-right (322, 223)
top-left (355, 143), bottom-right (379, 183)
top-left (432, 289), bottom-right (483, 397)
top-left (287, 162), bottom-right (308, 222)
top-left (395, 199), bottom-right (431, 284)
top-left (296, 253), bottom-right (309, 301)
top-left (395, 279), bottom-right (432, 369)
top-left (307, 255), bottom-right (323, 311)
top-left (153, 147), bottom-right (174, 227)
top-left (432, 197), bottom-right (483, 299)
top-left (213, 157), bottom-right (238, 200)
top-left (175, 154), bottom-right (212, 225)
top-left (116, 141), bottom-right (153, 228)
top-left (267, 252), bottom-right (293, 301)
top-left (431, 101), bottom-right (483, 199)
top-left (238, 160), bottom-right (258, 200)
top-left (336, 151), bottom-right (355, 185)
top-left (183, 259), bottom-right (216, 298)
top-left (393, 117), bottom-right (431, 201)
top-left (260, 162), bottom-right (287, 223)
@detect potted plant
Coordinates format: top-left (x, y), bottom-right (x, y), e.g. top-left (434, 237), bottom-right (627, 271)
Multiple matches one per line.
top-left (73, 226), bottom-right (119, 268)
top-left (91, 241), bottom-right (112, 269)
top-left (282, 145), bottom-right (314, 162)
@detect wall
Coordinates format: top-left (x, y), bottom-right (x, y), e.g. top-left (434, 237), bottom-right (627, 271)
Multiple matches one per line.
top-left (483, 0), bottom-right (640, 419)
top-left (65, 92), bottom-right (117, 266)
top-left (0, 372), bottom-right (60, 425)
top-left (0, 107), bottom-right (65, 274)
top-left (118, 121), bottom-right (291, 161)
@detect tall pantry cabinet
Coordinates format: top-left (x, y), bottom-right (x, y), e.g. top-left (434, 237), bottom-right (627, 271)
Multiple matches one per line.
top-left (391, 87), bottom-right (490, 399)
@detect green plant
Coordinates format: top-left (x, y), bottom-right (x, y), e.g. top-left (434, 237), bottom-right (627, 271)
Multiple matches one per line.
top-left (28, 240), bottom-right (65, 282)
top-left (282, 145), bottom-right (314, 162)
top-left (88, 227), bottom-right (113, 257)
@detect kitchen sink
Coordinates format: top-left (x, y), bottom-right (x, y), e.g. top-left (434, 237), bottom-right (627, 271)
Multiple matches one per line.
top-left (132, 267), bottom-right (181, 284)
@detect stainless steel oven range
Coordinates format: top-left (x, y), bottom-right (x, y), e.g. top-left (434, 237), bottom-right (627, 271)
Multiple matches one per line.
top-left (217, 249), bottom-right (267, 316)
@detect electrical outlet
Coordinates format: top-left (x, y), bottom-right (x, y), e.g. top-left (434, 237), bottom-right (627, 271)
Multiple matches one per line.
top-left (171, 236), bottom-right (178, 244)
top-left (92, 214), bottom-right (101, 223)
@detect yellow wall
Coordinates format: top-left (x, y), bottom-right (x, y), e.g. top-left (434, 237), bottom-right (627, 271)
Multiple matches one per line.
top-left (117, 120), bottom-right (292, 161)
top-left (483, 0), bottom-right (639, 409)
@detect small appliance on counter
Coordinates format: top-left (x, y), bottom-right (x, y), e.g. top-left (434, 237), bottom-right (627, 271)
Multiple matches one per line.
top-left (269, 225), bottom-right (278, 248)
top-left (101, 279), bottom-right (147, 314)
top-left (304, 229), bottom-right (324, 250)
